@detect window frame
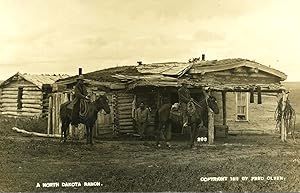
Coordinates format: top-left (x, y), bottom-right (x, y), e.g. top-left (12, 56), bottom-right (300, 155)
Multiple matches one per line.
top-left (235, 92), bottom-right (249, 121)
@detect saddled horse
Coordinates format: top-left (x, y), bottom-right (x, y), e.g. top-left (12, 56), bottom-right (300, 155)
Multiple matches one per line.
top-left (155, 95), bottom-right (219, 148)
top-left (60, 95), bottom-right (110, 145)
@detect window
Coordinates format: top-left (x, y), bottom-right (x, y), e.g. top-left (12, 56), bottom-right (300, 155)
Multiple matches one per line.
top-left (17, 87), bottom-right (23, 110)
top-left (236, 92), bottom-right (248, 121)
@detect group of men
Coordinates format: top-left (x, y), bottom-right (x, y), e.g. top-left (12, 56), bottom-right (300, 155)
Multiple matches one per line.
top-left (70, 74), bottom-right (204, 139)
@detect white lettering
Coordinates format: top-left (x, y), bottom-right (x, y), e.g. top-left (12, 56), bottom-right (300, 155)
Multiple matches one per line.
top-left (84, 181), bottom-right (102, 187)
top-left (200, 177), bottom-right (228, 182)
top-left (42, 182), bottom-right (60, 187)
top-left (250, 176), bottom-right (264, 181)
top-left (61, 182), bottom-right (82, 187)
top-left (267, 176), bottom-right (284, 181)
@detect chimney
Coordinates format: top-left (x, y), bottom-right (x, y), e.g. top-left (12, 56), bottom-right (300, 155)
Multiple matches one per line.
top-left (201, 54), bottom-right (205, 61)
top-left (78, 68), bottom-right (82, 75)
top-left (137, 61), bottom-right (142, 65)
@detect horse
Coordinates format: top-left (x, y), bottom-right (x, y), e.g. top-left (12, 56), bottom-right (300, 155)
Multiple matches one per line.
top-left (155, 95), bottom-right (219, 148)
top-left (60, 95), bottom-right (111, 145)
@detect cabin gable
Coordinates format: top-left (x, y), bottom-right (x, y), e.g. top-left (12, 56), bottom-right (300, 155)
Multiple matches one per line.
top-left (0, 78), bottom-right (43, 117)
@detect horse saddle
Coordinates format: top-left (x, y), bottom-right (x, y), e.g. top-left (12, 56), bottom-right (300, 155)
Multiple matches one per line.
top-left (67, 99), bottom-right (77, 110)
top-left (67, 99), bottom-right (89, 118)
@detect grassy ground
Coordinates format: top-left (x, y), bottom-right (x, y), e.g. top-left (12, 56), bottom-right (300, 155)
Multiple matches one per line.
top-left (0, 116), bottom-right (300, 192)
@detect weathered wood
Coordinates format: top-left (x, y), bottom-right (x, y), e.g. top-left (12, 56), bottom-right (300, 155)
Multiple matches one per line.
top-left (118, 98), bottom-right (133, 103)
top-left (222, 91), bottom-right (227, 126)
top-left (22, 91), bottom-right (42, 96)
top-left (118, 117), bottom-right (133, 122)
top-left (118, 114), bottom-right (133, 119)
top-left (1, 107), bottom-right (18, 112)
top-left (19, 107), bottom-right (42, 113)
top-left (1, 103), bottom-right (17, 108)
top-left (1, 87), bottom-right (18, 91)
top-left (0, 98), bottom-right (18, 103)
top-left (1, 91), bottom-right (18, 95)
top-left (208, 108), bottom-right (214, 144)
top-left (52, 95), bottom-right (56, 135)
top-left (1, 111), bottom-right (38, 117)
top-left (118, 103), bottom-right (132, 108)
top-left (118, 106), bottom-right (132, 111)
top-left (12, 127), bottom-right (60, 138)
top-left (281, 91), bottom-right (287, 142)
top-left (56, 94), bottom-right (60, 135)
top-left (47, 96), bottom-right (53, 134)
top-left (119, 122), bottom-right (133, 126)
top-left (257, 86), bottom-right (262, 104)
top-left (22, 104), bottom-right (43, 110)
top-left (21, 99), bottom-right (42, 104)
top-left (23, 87), bottom-right (41, 91)
top-left (0, 94), bottom-right (17, 99)
top-left (118, 129), bottom-right (135, 133)
top-left (22, 94), bottom-right (43, 99)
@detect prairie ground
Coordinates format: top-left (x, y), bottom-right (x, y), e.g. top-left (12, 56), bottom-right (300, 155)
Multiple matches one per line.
top-left (0, 116), bottom-right (299, 192)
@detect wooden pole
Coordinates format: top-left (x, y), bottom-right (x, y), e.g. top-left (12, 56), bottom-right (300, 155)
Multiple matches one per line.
top-left (222, 91), bottom-right (227, 126)
top-left (47, 96), bottom-right (53, 134)
top-left (208, 108), bottom-right (215, 144)
top-left (281, 90), bottom-right (288, 142)
top-left (52, 94), bottom-right (56, 135)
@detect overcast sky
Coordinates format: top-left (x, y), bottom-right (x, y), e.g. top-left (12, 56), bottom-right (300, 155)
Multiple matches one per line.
top-left (0, 0), bottom-right (299, 81)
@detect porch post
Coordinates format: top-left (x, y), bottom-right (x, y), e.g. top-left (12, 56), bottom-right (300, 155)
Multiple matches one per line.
top-left (281, 90), bottom-right (288, 142)
top-left (222, 91), bottom-right (227, 126)
top-left (208, 108), bottom-right (215, 144)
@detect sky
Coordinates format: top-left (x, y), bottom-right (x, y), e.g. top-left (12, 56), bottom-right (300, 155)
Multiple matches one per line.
top-left (0, 0), bottom-right (299, 81)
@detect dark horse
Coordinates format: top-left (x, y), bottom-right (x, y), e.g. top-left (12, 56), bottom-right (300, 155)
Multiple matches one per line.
top-left (60, 95), bottom-right (111, 145)
top-left (155, 95), bottom-right (219, 148)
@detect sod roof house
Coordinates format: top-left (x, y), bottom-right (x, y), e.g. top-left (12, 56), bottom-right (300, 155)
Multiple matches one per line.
top-left (53, 58), bottom-right (287, 142)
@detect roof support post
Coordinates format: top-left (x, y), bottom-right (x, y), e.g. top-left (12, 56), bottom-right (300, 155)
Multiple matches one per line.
top-left (208, 108), bottom-right (215, 144)
top-left (281, 90), bottom-right (288, 142)
top-left (222, 91), bottom-right (227, 126)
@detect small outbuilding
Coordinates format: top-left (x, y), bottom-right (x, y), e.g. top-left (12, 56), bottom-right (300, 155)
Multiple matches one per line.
top-left (0, 73), bottom-right (69, 117)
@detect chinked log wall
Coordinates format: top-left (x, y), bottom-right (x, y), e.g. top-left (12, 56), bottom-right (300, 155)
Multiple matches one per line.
top-left (112, 93), bottom-right (135, 134)
top-left (0, 81), bottom-right (44, 117)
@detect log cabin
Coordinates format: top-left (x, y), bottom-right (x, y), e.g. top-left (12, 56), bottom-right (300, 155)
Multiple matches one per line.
top-left (53, 58), bottom-right (288, 142)
top-left (0, 73), bottom-right (69, 117)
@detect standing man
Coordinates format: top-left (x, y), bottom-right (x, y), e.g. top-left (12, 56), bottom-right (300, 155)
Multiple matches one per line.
top-left (71, 75), bottom-right (89, 127)
top-left (178, 79), bottom-right (191, 128)
top-left (135, 102), bottom-right (150, 139)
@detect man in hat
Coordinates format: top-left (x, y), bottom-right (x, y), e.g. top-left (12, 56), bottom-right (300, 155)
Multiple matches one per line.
top-left (178, 79), bottom-right (191, 128)
top-left (71, 75), bottom-right (89, 126)
top-left (135, 102), bottom-right (150, 139)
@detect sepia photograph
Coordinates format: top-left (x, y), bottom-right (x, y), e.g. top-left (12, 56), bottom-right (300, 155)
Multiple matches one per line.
top-left (0, 0), bottom-right (299, 192)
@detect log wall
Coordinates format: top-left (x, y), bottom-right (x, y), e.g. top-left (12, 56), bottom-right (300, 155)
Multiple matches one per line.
top-left (0, 80), bottom-right (43, 117)
top-left (112, 93), bottom-right (135, 134)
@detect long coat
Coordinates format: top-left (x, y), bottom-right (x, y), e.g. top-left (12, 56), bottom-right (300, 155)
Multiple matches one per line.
top-left (68, 82), bottom-right (88, 110)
